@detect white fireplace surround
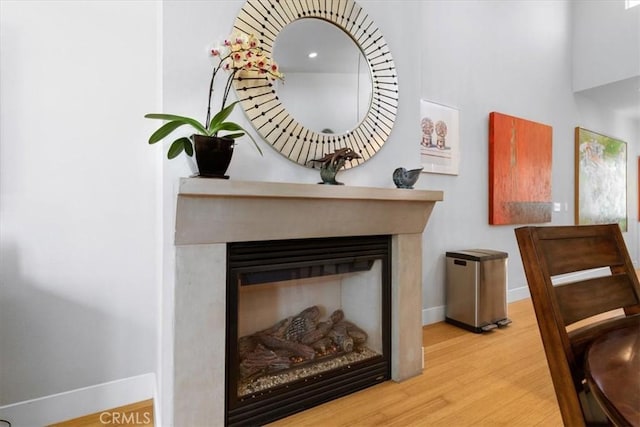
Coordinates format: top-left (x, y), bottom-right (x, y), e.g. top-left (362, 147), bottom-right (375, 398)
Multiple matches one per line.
top-left (173, 179), bottom-right (443, 426)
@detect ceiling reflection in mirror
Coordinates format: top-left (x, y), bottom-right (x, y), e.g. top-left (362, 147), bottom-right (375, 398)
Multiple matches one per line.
top-left (232, 0), bottom-right (398, 169)
top-left (273, 18), bottom-right (372, 135)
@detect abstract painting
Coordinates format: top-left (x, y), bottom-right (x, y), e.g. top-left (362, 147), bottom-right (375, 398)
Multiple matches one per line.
top-left (575, 127), bottom-right (627, 231)
top-left (420, 100), bottom-right (460, 175)
top-left (489, 112), bottom-right (553, 225)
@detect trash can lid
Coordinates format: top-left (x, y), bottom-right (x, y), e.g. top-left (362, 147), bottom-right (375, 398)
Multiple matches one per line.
top-left (446, 249), bottom-right (508, 261)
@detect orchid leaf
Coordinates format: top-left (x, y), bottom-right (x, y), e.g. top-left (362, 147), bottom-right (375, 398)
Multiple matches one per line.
top-left (148, 120), bottom-right (186, 144)
top-left (222, 132), bottom-right (245, 139)
top-left (182, 137), bottom-right (194, 157)
top-left (208, 101), bottom-right (240, 132)
top-left (145, 113), bottom-right (208, 135)
top-left (216, 122), bottom-right (244, 132)
top-left (230, 123), bottom-right (262, 156)
top-left (245, 131), bottom-right (263, 156)
top-left (167, 136), bottom-right (193, 159)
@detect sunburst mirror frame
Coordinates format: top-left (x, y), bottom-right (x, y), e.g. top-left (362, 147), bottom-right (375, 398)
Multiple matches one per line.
top-left (232, 0), bottom-right (399, 170)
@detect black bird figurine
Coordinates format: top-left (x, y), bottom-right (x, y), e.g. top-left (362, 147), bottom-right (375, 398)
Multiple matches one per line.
top-left (393, 167), bottom-right (424, 189)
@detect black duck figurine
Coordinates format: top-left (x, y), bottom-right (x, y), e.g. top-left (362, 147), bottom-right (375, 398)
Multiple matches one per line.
top-left (393, 167), bottom-right (424, 189)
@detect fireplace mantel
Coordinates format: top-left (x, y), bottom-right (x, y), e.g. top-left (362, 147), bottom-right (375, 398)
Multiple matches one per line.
top-left (173, 179), bottom-right (443, 426)
top-left (176, 178), bottom-right (444, 244)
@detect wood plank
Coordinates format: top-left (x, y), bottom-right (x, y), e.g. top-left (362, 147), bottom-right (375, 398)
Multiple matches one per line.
top-left (49, 399), bottom-right (153, 427)
top-left (556, 274), bottom-right (638, 325)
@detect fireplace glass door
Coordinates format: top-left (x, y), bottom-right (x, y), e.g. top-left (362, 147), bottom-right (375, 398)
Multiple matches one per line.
top-left (226, 235), bottom-right (391, 426)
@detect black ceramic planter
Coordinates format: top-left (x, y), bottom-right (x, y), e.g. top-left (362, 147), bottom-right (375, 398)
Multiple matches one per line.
top-left (192, 134), bottom-right (235, 178)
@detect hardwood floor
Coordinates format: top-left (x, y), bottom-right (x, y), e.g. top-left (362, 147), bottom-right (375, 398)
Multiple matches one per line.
top-left (49, 400), bottom-right (153, 427)
top-left (270, 298), bottom-right (563, 426)
top-left (54, 298), bottom-right (563, 426)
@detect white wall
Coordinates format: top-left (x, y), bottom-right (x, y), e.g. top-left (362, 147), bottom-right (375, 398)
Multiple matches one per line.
top-left (573, 0), bottom-right (640, 91)
top-left (0, 0), bottom-right (159, 406)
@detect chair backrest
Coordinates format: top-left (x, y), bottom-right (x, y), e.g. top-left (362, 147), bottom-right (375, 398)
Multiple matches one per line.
top-left (515, 224), bottom-right (640, 427)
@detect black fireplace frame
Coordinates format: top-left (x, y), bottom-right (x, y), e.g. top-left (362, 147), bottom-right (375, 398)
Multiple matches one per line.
top-left (225, 235), bottom-right (392, 426)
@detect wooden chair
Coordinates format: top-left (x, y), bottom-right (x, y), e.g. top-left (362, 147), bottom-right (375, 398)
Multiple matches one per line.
top-left (515, 224), bottom-right (640, 427)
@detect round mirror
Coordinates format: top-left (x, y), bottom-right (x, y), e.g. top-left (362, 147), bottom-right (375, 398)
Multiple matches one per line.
top-left (232, 0), bottom-right (398, 170)
top-left (273, 18), bottom-right (372, 135)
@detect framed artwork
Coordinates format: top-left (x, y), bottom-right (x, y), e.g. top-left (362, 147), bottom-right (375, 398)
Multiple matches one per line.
top-left (575, 127), bottom-right (627, 231)
top-left (420, 100), bottom-right (460, 175)
top-left (489, 112), bottom-right (553, 225)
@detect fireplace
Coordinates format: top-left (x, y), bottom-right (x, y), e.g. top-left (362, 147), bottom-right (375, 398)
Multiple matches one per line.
top-left (226, 235), bottom-right (391, 426)
top-left (173, 179), bottom-right (442, 426)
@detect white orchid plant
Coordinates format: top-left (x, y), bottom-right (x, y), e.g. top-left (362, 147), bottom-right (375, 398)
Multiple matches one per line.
top-left (145, 31), bottom-right (284, 159)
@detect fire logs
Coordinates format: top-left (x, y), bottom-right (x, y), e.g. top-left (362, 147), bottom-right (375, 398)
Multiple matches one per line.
top-left (238, 305), bottom-right (369, 379)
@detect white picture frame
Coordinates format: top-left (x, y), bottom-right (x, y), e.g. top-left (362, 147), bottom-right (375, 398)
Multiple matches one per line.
top-left (420, 100), bottom-right (460, 175)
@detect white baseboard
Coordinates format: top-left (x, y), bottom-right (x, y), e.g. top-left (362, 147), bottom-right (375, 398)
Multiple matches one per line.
top-left (421, 286), bottom-right (532, 326)
top-left (0, 373), bottom-right (156, 427)
top-left (422, 305), bottom-right (445, 325)
top-left (508, 285), bottom-right (530, 302)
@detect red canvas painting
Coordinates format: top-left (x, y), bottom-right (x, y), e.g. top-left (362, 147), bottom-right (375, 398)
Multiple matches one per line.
top-left (489, 112), bottom-right (552, 225)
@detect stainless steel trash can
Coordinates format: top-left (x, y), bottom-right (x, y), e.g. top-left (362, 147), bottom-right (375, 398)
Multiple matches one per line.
top-left (445, 249), bottom-right (511, 333)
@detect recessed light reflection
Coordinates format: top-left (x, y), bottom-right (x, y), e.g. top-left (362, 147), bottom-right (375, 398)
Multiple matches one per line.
top-left (308, 52), bottom-right (318, 59)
